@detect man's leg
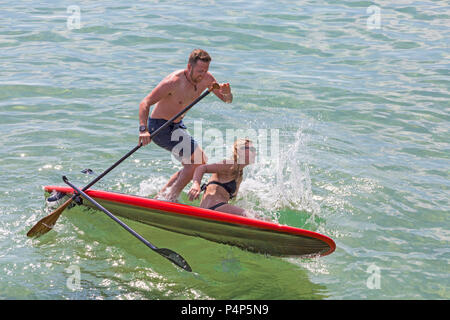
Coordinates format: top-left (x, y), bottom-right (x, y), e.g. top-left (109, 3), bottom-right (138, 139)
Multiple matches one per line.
top-left (162, 146), bottom-right (207, 202)
top-left (155, 170), bottom-right (180, 199)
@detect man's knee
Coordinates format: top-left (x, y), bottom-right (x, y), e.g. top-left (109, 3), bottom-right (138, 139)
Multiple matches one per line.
top-left (187, 146), bottom-right (207, 165)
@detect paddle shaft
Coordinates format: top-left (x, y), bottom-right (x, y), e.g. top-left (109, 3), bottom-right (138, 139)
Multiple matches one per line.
top-left (26, 85), bottom-right (217, 238)
top-left (62, 176), bottom-right (192, 271)
top-left (63, 176), bottom-right (156, 249)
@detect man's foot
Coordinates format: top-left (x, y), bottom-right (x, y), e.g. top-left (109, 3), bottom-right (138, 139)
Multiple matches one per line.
top-left (154, 188), bottom-right (180, 203)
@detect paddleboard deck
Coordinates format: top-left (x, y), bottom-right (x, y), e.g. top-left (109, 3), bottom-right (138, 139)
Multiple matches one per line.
top-left (44, 186), bottom-right (336, 257)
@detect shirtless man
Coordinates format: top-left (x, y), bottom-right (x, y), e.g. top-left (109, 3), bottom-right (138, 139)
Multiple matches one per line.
top-left (138, 49), bottom-right (233, 202)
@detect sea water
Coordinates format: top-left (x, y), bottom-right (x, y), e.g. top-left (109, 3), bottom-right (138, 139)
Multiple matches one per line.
top-left (0, 0), bottom-right (448, 299)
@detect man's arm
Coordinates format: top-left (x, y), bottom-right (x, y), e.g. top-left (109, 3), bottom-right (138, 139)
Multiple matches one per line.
top-left (139, 79), bottom-right (175, 128)
top-left (214, 83), bottom-right (233, 103)
top-left (208, 73), bottom-right (233, 103)
top-left (138, 78), bottom-right (175, 146)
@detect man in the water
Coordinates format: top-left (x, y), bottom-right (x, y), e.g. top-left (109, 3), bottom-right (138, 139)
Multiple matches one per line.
top-left (138, 49), bottom-right (233, 202)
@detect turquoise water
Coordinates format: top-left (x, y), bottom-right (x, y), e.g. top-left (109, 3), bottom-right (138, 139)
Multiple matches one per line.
top-left (1, 0), bottom-right (449, 299)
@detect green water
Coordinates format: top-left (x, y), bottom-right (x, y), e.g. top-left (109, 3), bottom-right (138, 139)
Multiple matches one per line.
top-left (1, 1), bottom-right (449, 299)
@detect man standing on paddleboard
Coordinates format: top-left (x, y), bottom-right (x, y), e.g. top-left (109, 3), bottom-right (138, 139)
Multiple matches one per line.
top-left (138, 49), bottom-right (233, 202)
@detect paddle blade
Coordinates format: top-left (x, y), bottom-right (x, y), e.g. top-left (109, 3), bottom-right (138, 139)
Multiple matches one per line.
top-left (26, 197), bottom-right (73, 238)
top-left (155, 248), bottom-right (192, 272)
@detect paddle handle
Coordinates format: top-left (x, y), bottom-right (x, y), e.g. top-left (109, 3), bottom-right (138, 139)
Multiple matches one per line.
top-left (62, 176), bottom-right (192, 271)
top-left (25, 84), bottom-right (219, 239)
top-left (83, 144), bottom-right (140, 191)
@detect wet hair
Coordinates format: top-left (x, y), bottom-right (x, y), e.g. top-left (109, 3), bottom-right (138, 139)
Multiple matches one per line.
top-left (188, 49), bottom-right (212, 66)
top-left (231, 138), bottom-right (253, 181)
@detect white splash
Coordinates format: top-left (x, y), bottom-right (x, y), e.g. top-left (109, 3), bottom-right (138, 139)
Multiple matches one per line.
top-left (138, 175), bottom-right (169, 198)
top-left (237, 128), bottom-right (321, 224)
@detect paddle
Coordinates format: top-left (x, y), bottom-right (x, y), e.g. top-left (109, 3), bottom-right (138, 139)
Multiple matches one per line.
top-left (62, 176), bottom-right (192, 272)
top-left (27, 82), bottom-right (220, 238)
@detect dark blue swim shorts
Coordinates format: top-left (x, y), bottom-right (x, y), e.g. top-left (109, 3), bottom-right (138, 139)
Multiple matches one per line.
top-left (148, 118), bottom-right (199, 162)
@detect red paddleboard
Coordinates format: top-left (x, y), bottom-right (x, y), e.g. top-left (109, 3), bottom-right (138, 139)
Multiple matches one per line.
top-left (44, 186), bottom-right (336, 257)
